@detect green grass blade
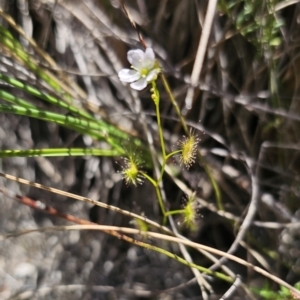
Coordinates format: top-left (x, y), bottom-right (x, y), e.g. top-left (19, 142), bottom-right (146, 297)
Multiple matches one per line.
top-left (0, 104), bottom-right (132, 153)
top-left (0, 73), bottom-right (93, 121)
top-left (0, 89), bottom-right (37, 109)
top-left (0, 75), bottom-right (141, 148)
top-left (0, 148), bottom-right (122, 158)
top-left (0, 104), bottom-right (128, 139)
top-left (0, 25), bottom-right (72, 102)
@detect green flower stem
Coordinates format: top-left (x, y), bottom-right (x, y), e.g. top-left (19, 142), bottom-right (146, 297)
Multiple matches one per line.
top-left (155, 185), bottom-right (166, 217)
top-left (161, 74), bottom-right (188, 133)
top-left (140, 172), bottom-right (157, 187)
top-left (141, 172), bottom-right (166, 216)
top-left (166, 150), bottom-right (182, 160)
top-left (158, 150), bottom-right (182, 183)
top-left (148, 81), bottom-right (169, 219)
top-left (161, 74), bottom-right (224, 211)
top-left (165, 209), bottom-right (185, 217)
top-left (151, 81), bottom-right (166, 159)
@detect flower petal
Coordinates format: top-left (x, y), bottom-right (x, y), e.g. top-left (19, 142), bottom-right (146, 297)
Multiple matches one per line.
top-left (127, 49), bottom-right (145, 69)
top-left (130, 78), bottom-right (147, 90)
top-left (143, 48), bottom-right (155, 69)
top-left (145, 48), bottom-right (155, 61)
top-left (146, 68), bottom-right (159, 82)
top-left (118, 69), bottom-right (140, 83)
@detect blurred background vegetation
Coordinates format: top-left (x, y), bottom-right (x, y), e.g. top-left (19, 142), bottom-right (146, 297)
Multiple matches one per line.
top-left (0, 0), bottom-right (300, 299)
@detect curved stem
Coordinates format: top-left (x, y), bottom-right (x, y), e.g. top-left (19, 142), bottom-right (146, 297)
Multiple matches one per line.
top-left (165, 209), bottom-right (185, 217)
top-left (141, 171), bottom-right (157, 187)
top-left (141, 171), bottom-right (166, 217)
top-left (166, 150), bottom-right (182, 160)
top-left (157, 150), bottom-right (182, 184)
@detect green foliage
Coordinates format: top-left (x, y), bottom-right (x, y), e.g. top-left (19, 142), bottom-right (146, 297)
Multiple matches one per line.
top-left (253, 282), bottom-right (300, 299)
top-left (219, 0), bottom-right (284, 52)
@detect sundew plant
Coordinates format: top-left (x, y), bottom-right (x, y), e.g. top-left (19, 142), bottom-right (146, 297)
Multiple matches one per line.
top-left (0, 1), bottom-right (300, 299)
top-left (118, 46), bottom-right (202, 225)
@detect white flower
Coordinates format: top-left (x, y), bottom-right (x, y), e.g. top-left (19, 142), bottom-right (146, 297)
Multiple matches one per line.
top-left (118, 48), bottom-right (160, 91)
